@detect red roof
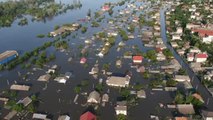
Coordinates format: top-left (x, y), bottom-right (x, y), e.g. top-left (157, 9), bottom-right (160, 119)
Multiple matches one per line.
top-left (102, 5), bottom-right (110, 11)
top-left (80, 111), bottom-right (97, 120)
top-left (192, 29), bottom-right (213, 37)
top-left (195, 53), bottom-right (208, 58)
top-left (80, 57), bottom-right (87, 63)
top-left (133, 56), bottom-right (143, 60)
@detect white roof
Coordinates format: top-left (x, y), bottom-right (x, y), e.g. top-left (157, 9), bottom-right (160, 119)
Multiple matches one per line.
top-left (32, 113), bottom-right (47, 119)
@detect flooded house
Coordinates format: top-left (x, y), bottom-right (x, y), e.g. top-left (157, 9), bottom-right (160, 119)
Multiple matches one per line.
top-left (58, 115), bottom-right (70, 120)
top-left (80, 111), bottom-right (97, 120)
top-left (32, 113), bottom-right (50, 120)
top-left (132, 55), bottom-right (143, 64)
top-left (4, 111), bottom-right (17, 120)
top-left (65, 72), bottom-right (72, 79)
top-left (38, 74), bottom-right (51, 82)
top-left (176, 104), bottom-right (195, 115)
top-left (17, 96), bottom-right (32, 107)
top-left (137, 90), bottom-right (146, 98)
top-left (80, 57), bottom-right (87, 64)
top-left (106, 75), bottom-right (131, 87)
top-left (87, 91), bottom-right (101, 104)
top-left (201, 110), bottom-right (213, 120)
top-left (115, 101), bottom-right (127, 115)
top-left (0, 50), bottom-right (18, 65)
top-left (174, 75), bottom-right (190, 82)
top-left (102, 94), bottom-right (109, 102)
top-left (10, 84), bottom-right (30, 91)
top-left (116, 59), bottom-right (122, 67)
top-left (54, 76), bottom-right (68, 84)
top-left (47, 64), bottom-right (58, 74)
top-left (89, 66), bottom-right (99, 75)
top-left (156, 52), bottom-right (166, 61)
top-left (0, 97), bottom-right (9, 104)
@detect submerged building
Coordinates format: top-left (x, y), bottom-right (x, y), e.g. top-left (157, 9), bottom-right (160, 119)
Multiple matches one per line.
top-left (0, 50), bottom-right (18, 65)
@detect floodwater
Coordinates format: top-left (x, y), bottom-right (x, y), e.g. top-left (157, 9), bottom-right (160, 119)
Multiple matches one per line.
top-left (0, 0), bottom-right (176, 120)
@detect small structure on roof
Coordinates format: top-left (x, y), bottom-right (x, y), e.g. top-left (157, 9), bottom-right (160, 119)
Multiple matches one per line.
top-left (10, 84), bottom-right (30, 91)
top-left (87, 91), bottom-right (101, 104)
top-left (80, 111), bottom-right (97, 120)
top-left (38, 74), bottom-right (51, 82)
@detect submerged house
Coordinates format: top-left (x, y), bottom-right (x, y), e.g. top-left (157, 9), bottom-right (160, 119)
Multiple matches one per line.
top-left (10, 84), bottom-right (30, 91)
top-left (38, 74), bottom-right (51, 82)
top-left (115, 101), bottom-right (127, 115)
top-left (80, 111), bottom-right (97, 120)
top-left (87, 91), bottom-right (101, 104)
top-left (106, 75), bottom-right (131, 87)
top-left (58, 115), bottom-right (70, 120)
top-left (0, 50), bottom-right (18, 65)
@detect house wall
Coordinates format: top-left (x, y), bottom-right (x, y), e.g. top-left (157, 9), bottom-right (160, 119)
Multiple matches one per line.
top-left (187, 57), bottom-right (194, 62)
top-left (116, 110), bottom-right (127, 115)
top-left (195, 58), bottom-right (207, 62)
top-left (203, 36), bottom-right (213, 44)
top-left (0, 54), bottom-right (17, 65)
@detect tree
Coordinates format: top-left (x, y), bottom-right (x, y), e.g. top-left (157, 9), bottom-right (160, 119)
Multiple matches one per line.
top-left (103, 63), bottom-right (110, 71)
top-left (74, 86), bottom-right (81, 94)
top-left (117, 114), bottom-right (126, 120)
top-left (27, 104), bottom-right (36, 113)
top-left (146, 50), bottom-right (157, 61)
top-left (178, 68), bottom-right (187, 75)
top-left (81, 26), bottom-right (87, 33)
top-left (175, 91), bottom-right (185, 104)
top-left (163, 49), bottom-right (173, 58)
top-left (95, 84), bottom-right (104, 92)
top-left (166, 79), bottom-right (177, 87)
top-left (120, 88), bottom-right (130, 98)
top-left (143, 71), bottom-right (150, 79)
top-left (12, 103), bottom-right (24, 112)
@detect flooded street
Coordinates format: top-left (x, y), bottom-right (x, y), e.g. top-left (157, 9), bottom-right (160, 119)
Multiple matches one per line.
top-left (0, 0), bottom-right (177, 120)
